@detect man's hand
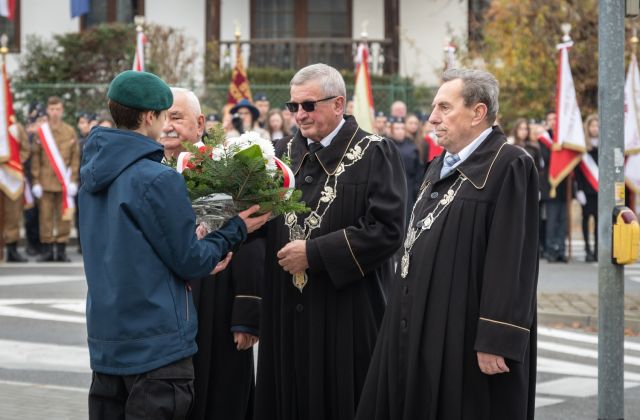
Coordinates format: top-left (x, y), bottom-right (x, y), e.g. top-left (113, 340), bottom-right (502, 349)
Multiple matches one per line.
top-left (211, 252), bottom-right (232, 275)
top-left (238, 205), bottom-right (271, 233)
top-left (477, 352), bottom-right (510, 375)
top-left (277, 240), bottom-right (308, 274)
top-left (233, 332), bottom-right (259, 351)
top-left (195, 223), bottom-right (209, 240)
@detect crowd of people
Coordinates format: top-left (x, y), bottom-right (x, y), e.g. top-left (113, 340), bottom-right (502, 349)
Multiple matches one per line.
top-left (0, 62), bottom-right (603, 420)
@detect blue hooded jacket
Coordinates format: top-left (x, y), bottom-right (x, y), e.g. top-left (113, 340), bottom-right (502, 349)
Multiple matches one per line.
top-left (79, 126), bottom-right (246, 375)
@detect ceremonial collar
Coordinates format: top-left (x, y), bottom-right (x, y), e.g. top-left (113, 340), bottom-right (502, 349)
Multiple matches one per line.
top-left (289, 115), bottom-right (361, 176)
top-left (423, 126), bottom-right (508, 190)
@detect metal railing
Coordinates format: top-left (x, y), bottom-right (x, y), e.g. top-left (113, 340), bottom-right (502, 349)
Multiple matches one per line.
top-left (219, 38), bottom-right (392, 75)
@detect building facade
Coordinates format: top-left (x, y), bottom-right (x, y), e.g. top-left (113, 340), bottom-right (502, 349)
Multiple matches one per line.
top-left (5, 0), bottom-right (467, 86)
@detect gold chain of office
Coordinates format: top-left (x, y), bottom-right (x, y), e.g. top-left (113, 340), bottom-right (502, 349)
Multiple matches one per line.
top-left (283, 133), bottom-right (382, 292)
top-left (400, 174), bottom-right (468, 278)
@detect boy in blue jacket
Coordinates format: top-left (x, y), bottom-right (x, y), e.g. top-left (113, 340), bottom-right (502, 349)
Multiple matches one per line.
top-left (79, 70), bottom-right (269, 419)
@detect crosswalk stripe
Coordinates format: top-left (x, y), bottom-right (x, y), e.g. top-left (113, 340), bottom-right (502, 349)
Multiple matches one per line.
top-left (536, 377), bottom-right (639, 398)
top-left (0, 339), bottom-right (89, 373)
top-left (537, 357), bottom-right (640, 382)
top-left (538, 326), bottom-right (640, 352)
top-left (0, 299), bottom-right (85, 323)
top-left (0, 275), bottom-right (85, 286)
top-left (535, 396), bottom-right (564, 408)
top-left (538, 340), bottom-right (640, 366)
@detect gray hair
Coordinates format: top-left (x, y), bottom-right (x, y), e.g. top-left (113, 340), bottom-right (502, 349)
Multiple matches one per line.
top-left (442, 68), bottom-right (499, 124)
top-left (290, 63), bottom-right (347, 99)
top-left (170, 87), bottom-right (202, 116)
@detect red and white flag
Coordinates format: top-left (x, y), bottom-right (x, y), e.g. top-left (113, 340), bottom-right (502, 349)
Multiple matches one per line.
top-left (0, 62), bottom-right (23, 200)
top-left (548, 40), bottom-right (586, 198)
top-left (352, 42), bottom-right (375, 133)
top-left (0, 0), bottom-right (15, 20)
top-left (424, 132), bottom-right (443, 162)
top-left (37, 123), bottom-right (75, 220)
top-left (625, 52), bottom-right (640, 195)
top-left (578, 152), bottom-right (598, 192)
top-left (625, 53), bottom-right (640, 155)
top-left (132, 31), bottom-right (146, 72)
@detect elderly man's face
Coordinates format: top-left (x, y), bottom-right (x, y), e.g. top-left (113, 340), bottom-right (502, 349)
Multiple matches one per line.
top-left (429, 78), bottom-right (477, 154)
top-left (290, 82), bottom-right (343, 141)
top-left (161, 92), bottom-right (204, 154)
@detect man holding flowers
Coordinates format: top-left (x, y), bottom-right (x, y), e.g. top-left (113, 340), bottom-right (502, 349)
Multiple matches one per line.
top-left (79, 71), bottom-right (270, 419)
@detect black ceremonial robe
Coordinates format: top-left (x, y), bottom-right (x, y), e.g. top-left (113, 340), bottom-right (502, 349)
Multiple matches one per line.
top-left (189, 231), bottom-right (265, 420)
top-left (356, 127), bottom-right (539, 420)
top-left (254, 115), bottom-right (407, 420)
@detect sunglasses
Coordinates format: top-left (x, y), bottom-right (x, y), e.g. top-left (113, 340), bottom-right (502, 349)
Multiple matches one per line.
top-left (285, 96), bottom-right (337, 113)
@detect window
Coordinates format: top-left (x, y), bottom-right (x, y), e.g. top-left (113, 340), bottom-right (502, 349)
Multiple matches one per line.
top-left (250, 0), bottom-right (352, 69)
top-left (82, 0), bottom-right (144, 30)
top-left (0, 0), bottom-right (20, 52)
top-left (252, 0), bottom-right (350, 39)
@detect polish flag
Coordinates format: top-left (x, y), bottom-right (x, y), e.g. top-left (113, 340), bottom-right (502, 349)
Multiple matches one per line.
top-left (424, 132), bottom-right (443, 161)
top-left (0, 0), bottom-right (15, 20)
top-left (548, 40), bottom-right (586, 198)
top-left (132, 31), bottom-right (146, 72)
top-left (625, 52), bottom-right (640, 196)
top-left (352, 42), bottom-right (375, 133)
top-left (0, 61), bottom-right (23, 201)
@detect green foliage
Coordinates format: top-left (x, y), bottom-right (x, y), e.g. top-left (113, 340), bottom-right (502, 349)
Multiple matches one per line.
top-left (475, 0), bottom-right (606, 129)
top-left (13, 23), bottom-right (197, 124)
top-left (176, 124), bottom-right (310, 216)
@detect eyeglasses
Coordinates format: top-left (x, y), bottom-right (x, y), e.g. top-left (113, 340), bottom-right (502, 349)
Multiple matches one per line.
top-left (285, 96), bottom-right (337, 113)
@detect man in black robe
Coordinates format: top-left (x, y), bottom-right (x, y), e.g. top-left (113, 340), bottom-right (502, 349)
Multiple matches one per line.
top-left (356, 68), bottom-right (539, 420)
top-left (254, 63), bottom-right (407, 420)
top-left (160, 88), bottom-right (260, 420)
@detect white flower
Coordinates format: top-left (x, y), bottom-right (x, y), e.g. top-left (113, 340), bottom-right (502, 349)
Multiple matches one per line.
top-left (211, 145), bottom-right (225, 161)
top-left (227, 131), bottom-right (276, 170)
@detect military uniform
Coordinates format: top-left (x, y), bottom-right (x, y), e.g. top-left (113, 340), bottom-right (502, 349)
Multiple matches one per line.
top-left (2, 123), bottom-right (30, 261)
top-left (31, 122), bottom-right (79, 252)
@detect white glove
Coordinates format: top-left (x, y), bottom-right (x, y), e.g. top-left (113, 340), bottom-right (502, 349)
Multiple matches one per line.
top-left (67, 182), bottom-right (78, 197)
top-left (576, 190), bottom-right (587, 206)
top-left (32, 184), bottom-right (43, 199)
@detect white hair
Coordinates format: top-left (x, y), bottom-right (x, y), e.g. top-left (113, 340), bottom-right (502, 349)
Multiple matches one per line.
top-left (290, 63), bottom-right (346, 98)
top-left (170, 87), bottom-right (202, 116)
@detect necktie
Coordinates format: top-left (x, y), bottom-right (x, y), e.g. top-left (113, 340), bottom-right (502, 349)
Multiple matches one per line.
top-left (440, 153), bottom-right (460, 178)
top-left (309, 142), bottom-right (323, 155)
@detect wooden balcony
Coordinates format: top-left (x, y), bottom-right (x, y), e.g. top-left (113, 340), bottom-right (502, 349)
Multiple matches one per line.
top-left (219, 37), bottom-right (394, 74)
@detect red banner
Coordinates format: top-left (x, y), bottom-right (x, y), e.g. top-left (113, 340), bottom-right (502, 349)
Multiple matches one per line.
top-left (227, 44), bottom-right (252, 105)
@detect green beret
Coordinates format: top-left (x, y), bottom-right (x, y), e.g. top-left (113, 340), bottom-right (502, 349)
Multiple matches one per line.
top-left (107, 70), bottom-right (173, 111)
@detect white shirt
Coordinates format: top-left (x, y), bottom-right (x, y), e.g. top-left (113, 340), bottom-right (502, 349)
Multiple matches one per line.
top-left (441, 126), bottom-right (493, 177)
top-left (307, 118), bottom-right (346, 148)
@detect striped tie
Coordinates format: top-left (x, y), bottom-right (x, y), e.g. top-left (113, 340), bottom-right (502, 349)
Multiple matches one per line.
top-left (440, 153), bottom-right (460, 178)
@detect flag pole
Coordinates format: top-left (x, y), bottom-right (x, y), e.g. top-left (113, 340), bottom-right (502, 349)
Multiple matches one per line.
top-left (0, 33), bottom-right (7, 263)
top-left (561, 23), bottom-right (574, 261)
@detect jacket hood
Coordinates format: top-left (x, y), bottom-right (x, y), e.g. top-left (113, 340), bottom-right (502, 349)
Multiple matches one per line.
top-left (81, 126), bottom-right (165, 193)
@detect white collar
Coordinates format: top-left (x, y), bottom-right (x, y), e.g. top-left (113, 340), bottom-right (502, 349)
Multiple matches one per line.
top-left (444, 126), bottom-right (493, 166)
top-left (307, 118), bottom-right (345, 148)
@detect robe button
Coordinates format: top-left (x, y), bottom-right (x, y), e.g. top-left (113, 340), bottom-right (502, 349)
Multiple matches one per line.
top-left (304, 175), bottom-right (313, 184)
top-left (400, 319), bottom-right (408, 329)
top-left (308, 154), bottom-right (316, 162)
top-left (430, 192), bottom-right (439, 199)
top-left (296, 304), bottom-right (304, 312)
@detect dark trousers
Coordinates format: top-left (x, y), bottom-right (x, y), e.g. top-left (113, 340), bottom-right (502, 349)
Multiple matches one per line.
top-left (545, 199), bottom-right (567, 259)
top-left (89, 357), bottom-right (194, 420)
top-left (24, 205), bottom-right (41, 250)
top-left (582, 195), bottom-right (598, 254)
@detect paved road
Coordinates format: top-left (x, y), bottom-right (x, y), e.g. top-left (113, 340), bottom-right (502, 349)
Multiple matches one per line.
top-left (1, 248), bottom-right (640, 419)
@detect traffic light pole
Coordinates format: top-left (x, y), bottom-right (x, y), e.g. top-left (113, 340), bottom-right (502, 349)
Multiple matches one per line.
top-left (598, 1), bottom-right (625, 418)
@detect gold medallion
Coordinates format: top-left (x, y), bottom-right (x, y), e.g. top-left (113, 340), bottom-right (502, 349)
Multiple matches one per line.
top-left (293, 271), bottom-right (307, 293)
